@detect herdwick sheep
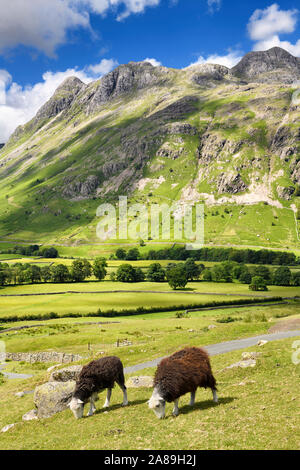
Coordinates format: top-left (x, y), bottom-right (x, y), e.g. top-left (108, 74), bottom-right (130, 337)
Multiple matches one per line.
top-left (148, 347), bottom-right (218, 419)
top-left (69, 356), bottom-right (128, 419)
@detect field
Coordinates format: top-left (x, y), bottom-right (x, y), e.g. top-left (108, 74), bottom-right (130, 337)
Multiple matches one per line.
top-left (0, 245), bottom-right (299, 450)
top-left (0, 301), bottom-right (299, 449)
top-left (0, 279), bottom-right (299, 319)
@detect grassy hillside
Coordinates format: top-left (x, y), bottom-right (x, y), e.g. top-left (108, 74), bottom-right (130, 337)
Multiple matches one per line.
top-left (0, 56), bottom-right (299, 249)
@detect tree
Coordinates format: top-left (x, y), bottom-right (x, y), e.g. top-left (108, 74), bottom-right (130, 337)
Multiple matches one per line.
top-left (239, 269), bottom-right (252, 284)
top-left (146, 263), bottom-right (166, 282)
top-left (41, 266), bottom-right (51, 283)
top-left (184, 258), bottom-right (201, 281)
top-left (202, 268), bottom-right (212, 281)
top-left (125, 248), bottom-right (140, 261)
top-left (41, 247), bottom-right (59, 258)
top-left (211, 264), bottom-right (232, 283)
top-left (291, 271), bottom-right (300, 286)
top-left (166, 264), bottom-right (188, 290)
top-left (134, 267), bottom-right (145, 282)
top-left (116, 264), bottom-right (138, 283)
top-left (51, 264), bottom-right (70, 283)
top-left (70, 259), bottom-right (92, 282)
top-left (115, 248), bottom-right (126, 260)
top-left (93, 257), bottom-right (107, 281)
top-left (252, 266), bottom-right (271, 283)
top-left (27, 265), bottom-right (41, 284)
top-left (0, 269), bottom-right (9, 286)
top-left (272, 266), bottom-right (292, 286)
top-left (249, 276), bottom-right (268, 291)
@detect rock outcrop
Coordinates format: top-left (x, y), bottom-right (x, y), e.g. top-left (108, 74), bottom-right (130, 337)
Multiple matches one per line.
top-left (231, 47), bottom-right (300, 82)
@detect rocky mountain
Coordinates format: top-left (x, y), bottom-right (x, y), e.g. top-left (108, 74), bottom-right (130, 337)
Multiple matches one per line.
top-left (0, 47), bottom-right (299, 248)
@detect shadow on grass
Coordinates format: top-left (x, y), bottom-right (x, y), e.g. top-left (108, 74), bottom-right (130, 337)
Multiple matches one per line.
top-left (172, 396), bottom-right (236, 417)
top-left (91, 398), bottom-right (148, 416)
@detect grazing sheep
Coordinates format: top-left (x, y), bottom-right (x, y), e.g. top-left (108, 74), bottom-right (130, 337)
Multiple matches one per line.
top-left (69, 356), bottom-right (128, 419)
top-left (148, 347), bottom-right (218, 419)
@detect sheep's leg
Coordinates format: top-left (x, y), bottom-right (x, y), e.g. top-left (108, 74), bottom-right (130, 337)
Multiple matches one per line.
top-left (87, 395), bottom-right (97, 417)
top-left (190, 391), bottom-right (196, 406)
top-left (172, 399), bottom-right (179, 416)
top-left (121, 385), bottom-right (128, 406)
top-left (212, 389), bottom-right (218, 403)
top-left (103, 388), bottom-right (112, 408)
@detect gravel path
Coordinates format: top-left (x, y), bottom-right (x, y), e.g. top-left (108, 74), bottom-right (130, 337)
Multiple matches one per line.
top-left (124, 330), bottom-right (300, 374)
top-left (1, 330), bottom-right (299, 379)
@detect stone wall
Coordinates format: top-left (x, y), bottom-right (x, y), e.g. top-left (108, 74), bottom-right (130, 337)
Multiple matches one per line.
top-left (6, 352), bottom-right (83, 364)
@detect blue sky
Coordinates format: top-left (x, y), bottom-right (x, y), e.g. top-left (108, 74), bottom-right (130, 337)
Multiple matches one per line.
top-left (0, 0), bottom-right (300, 141)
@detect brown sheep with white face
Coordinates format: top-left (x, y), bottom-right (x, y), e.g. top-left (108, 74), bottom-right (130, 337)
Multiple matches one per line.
top-left (69, 356), bottom-right (128, 419)
top-left (148, 347), bottom-right (218, 419)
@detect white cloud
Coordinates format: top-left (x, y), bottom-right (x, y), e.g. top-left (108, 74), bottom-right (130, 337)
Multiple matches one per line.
top-left (186, 3), bottom-right (300, 71)
top-left (248, 4), bottom-right (298, 41)
top-left (207, 0), bottom-right (222, 14)
top-left (143, 57), bottom-right (162, 67)
top-left (253, 35), bottom-right (300, 57)
top-left (0, 58), bottom-right (118, 142)
top-left (0, 0), bottom-right (162, 56)
top-left (188, 51), bottom-right (243, 69)
top-left (87, 58), bottom-right (119, 75)
top-left (248, 4), bottom-right (300, 56)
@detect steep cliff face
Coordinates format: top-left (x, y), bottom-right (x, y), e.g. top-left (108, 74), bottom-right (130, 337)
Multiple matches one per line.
top-left (0, 47), bottom-right (299, 246)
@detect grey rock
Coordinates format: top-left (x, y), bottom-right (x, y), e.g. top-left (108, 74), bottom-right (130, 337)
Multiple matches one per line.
top-left (62, 175), bottom-right (99, 199)
top-left (86, 62), bottom-right (159, 114)
top-left (1, 423), bottom-right (17, 433)
top-left (49, 365), bottom-right (82, 383)
top-left (34, 380), bottom-right (76, 418)
top-left (6, 352), bottom-right (82, 364)
top-left (224, 359), bottom-right (257, 370)
top-left (22, 409), bottom-right (38, 421)
top-left (191, 63), bottom-right (229, 84)
top-left (277, 185), bottom-right (295, 200)
top-left (232, 47), bottom-right (300, 82)
top-left (217, 172), bottom-right (248, 194)
top-left (126, 376), bottom-right (153, 388)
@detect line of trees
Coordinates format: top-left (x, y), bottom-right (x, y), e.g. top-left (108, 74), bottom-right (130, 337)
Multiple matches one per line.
top-left (0, 245), bottom-right (59, 258)
top-left (110, 259), bottom-right (205, 290)
top-left (1, 258), bottom-right (299, 290)
top-left (114, 246), bottom-right (299, 266)
top-left (110, 260), bottom-right (300, 290)
top-left (0, 258), bottom-right (107, 286)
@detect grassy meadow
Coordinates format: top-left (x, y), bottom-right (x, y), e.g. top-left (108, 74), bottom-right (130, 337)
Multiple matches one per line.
top-left (0, 334), bottom-right (299, 450)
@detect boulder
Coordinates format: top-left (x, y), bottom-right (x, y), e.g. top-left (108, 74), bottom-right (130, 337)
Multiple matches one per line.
top-left (126, 376), bottom-right (153, 388)
top-left (49, 365), bottom-right (82, 383)
top-left (241, 352), bottom-right (261, 360)
top-left (1, 423), bottom-right (16, 433)
top-left (223, 359), bottom-right (257, 370)
top-left (34, 380), bottom-right (76, 418)
top-left (257, 340), bottom-right (268, 347)
top-left (22, 409), bottom-right (38, 421)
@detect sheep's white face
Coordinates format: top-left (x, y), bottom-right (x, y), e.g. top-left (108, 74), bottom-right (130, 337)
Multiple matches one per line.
top-left (69, 397), bottom-right (84, 419)
top-left (148, 389), bottom-right (166, 419)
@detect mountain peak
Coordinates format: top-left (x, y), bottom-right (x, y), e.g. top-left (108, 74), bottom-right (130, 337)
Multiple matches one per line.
top-left (232, 47), bottom-right (300, 82)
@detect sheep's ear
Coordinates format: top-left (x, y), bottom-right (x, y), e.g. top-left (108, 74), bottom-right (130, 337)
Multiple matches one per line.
top-left (77, 399), bottom-right (84, 404)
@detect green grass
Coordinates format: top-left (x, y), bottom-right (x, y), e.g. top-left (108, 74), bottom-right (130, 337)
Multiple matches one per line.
top-left (0, 336), bottom-right (299, 450)
top-left (0, 280), bottom-right (298, 319)
top-left (1, 301), bottom-right (299, 359)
